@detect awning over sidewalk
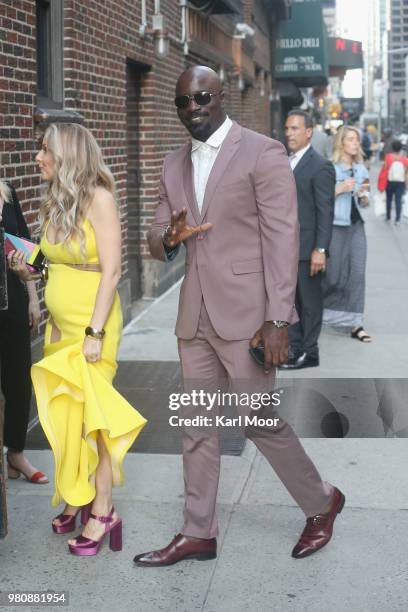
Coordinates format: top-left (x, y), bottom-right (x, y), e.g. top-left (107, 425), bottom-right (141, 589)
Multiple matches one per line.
top-left (273, 0), bottom-right (328, 87)
top-left (328, 37), bottom-right (363, 78)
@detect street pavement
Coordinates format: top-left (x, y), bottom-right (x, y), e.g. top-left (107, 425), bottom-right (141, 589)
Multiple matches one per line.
top-left (1, 167), bottom-right (407, 611)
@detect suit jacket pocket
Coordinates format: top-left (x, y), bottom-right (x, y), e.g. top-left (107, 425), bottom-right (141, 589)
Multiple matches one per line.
top-left (218, 178), bottom-right (248, 189)
top-left (232, 258), bottom-right (263, 274)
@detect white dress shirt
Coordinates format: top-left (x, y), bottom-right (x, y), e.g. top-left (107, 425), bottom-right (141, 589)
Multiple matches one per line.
top-left (289, 144), bottom-right (311, 171)
top-left (191, 116), bottom-right (233, 213)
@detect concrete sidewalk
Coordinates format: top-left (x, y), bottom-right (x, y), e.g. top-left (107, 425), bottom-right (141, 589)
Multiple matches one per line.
top-left (2, 179), bottom-right (407, 611)
top-left (2, 440), bottom-right (407, 612)
top-left (118, 192), bottom-right (408, 378)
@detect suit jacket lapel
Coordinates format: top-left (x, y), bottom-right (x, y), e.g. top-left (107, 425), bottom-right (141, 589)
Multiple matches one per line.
top-left (182, 144), bottom-right (201, 225)
top-left (293, 146), bottom-right (314, 177)
top-left (200, 122), bottom-right (242, 221)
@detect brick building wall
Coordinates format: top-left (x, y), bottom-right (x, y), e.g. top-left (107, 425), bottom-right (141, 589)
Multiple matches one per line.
top-left (0, 1), bottom-right (38, 226)
top-left (0, 0), bottom-right (284, 329)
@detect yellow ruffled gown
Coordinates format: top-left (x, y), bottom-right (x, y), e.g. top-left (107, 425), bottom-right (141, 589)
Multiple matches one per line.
top-left (31, 219), bottom-right (147, 507)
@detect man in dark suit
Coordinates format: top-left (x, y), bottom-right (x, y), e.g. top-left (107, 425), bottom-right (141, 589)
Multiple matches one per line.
top-left (280, 110), bottom-right (335, 370)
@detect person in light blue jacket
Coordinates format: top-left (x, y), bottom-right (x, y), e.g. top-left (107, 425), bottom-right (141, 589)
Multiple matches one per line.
top-left (322, 126), bottom-right (373, 342)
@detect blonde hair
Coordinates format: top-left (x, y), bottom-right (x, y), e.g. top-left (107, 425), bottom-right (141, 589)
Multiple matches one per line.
top-left (38, 123), bottom-right (116, 257)
top-left (332, 126), bottom-right (365, 164)
top-left (0, 180), bottom-right (11, 205)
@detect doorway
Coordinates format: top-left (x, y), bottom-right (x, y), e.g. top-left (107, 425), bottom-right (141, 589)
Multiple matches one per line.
top-left (126, 60), bottom-right (150, 302)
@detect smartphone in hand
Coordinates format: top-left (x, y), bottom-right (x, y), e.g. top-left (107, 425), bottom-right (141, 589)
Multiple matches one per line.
top-left (249, 345), bottom-right (265, 367)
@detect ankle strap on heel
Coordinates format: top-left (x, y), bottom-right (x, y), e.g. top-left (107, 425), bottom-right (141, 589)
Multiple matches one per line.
top-left (89, 507), bottom-right (115, 524)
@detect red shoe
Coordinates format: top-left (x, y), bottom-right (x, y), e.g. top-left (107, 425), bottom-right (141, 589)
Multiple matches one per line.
top-left (292, 486), bottom-right (345, 559)
top-left (7, 452), bottom-right (49, 485)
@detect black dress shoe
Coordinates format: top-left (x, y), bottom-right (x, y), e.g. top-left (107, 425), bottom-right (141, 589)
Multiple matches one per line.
top-left (279, 352), bottom-right (319, 370)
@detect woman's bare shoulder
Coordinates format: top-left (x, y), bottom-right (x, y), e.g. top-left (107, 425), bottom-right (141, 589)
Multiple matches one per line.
top-left (87, 187), bottom-right (117, 222)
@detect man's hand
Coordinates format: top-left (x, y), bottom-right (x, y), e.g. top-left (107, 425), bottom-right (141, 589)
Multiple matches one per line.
top-left (163, 208), bottom-right (212, 248)
top-left (310, 249), bottom-right (326, 276)
top-left (250, 322), bottom-right (289, 372)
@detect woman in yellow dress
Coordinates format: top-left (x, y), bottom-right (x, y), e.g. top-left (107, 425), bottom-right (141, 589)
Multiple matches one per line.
top-left (9, 123), bottom-right (146, 556)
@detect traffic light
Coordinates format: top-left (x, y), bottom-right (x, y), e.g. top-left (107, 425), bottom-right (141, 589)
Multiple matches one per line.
top-left (328, 102), bottom-right (342, 120)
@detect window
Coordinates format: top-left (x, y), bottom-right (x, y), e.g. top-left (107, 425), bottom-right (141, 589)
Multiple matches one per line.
top-left (36, 0), bottom-right (63, 108)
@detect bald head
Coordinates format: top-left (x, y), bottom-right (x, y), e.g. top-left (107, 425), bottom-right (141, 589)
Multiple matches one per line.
top-left (175, 65), bottom-right (226, 141)
top-left (176, 66), bottom-right (222, 96)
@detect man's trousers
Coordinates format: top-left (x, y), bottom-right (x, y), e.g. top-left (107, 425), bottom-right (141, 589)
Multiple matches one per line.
top-left (178, 300), bottom-right (332, 539)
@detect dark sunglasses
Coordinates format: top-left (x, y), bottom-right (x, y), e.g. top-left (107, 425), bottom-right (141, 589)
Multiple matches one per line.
top-left (174, 90), bottom-right (223, 109)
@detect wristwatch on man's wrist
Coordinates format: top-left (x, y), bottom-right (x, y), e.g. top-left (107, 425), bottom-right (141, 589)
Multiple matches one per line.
top-left (315, 247), bottom-right (326, 254)
top-left (162, 225), bottom-right (173, 247)
top-left (271, 320), bottom-right (289, 328)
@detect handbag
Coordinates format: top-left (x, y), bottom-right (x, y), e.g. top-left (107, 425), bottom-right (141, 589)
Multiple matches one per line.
top-left (4, 233), bottom-right (45, 272)
top-left (402, 192), bottom-right (408, 219)
top-left (374, 191), bottom-right (386, 217)
top-left (377, 164), bottom-right (388, 192)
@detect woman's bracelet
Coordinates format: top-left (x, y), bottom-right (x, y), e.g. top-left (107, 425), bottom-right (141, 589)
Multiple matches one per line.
top-left (85, 325), bottom-right (105, 340)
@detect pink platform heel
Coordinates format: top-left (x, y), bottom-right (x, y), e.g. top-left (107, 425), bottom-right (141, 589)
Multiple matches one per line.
top-left (52, 503), bottom-right (92, 535)
top-left (68, 507), bottom-right (122, 556)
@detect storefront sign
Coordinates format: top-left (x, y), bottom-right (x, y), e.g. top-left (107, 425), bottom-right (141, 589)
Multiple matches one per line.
top-left (329, 38), bottom-right (363, 70)
top-left (273, 0), bottom-right (328, 86)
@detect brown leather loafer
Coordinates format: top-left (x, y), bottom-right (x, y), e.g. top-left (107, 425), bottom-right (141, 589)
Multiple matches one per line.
top-left (133, 534), bottom-right (217, 567)
top-left (292, 486), bottom-right (345, 559)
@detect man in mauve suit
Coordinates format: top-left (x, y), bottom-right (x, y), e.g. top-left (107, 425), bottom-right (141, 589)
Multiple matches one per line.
top-left (133, 67), bottom-right (344, 567)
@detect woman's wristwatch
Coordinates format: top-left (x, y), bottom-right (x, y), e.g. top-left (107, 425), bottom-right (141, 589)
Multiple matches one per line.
top-left (85, 326), bottom-right (105, 340)
top-left (271, 320), bottom-right (289, 328)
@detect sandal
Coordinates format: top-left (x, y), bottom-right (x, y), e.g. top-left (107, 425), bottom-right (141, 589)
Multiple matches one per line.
top-left (68, 507), bottom-right (122, 556)
top-left (7, 452), bottom-right (49, 484)
top-left (52, 503), bottom-right (92, 534)
top-left (351, 327), bottom-right (372, 343)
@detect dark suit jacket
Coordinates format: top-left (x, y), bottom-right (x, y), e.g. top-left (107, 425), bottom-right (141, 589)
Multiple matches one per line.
top-left (293, 146), bottom-right (335, 261)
